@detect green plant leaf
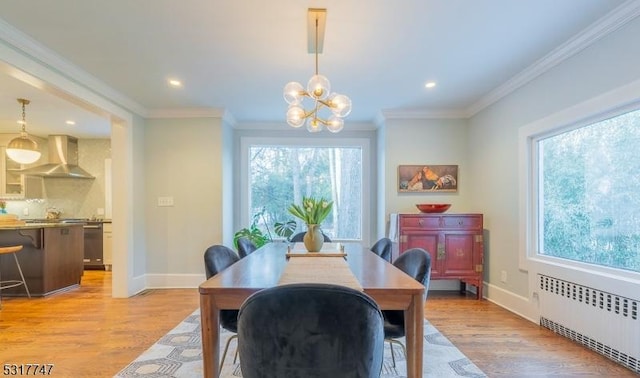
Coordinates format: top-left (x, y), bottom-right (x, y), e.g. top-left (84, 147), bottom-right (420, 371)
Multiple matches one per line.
top-left (274, 220), bottom-right (296, 239)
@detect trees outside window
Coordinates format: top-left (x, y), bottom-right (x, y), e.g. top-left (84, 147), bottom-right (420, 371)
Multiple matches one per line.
top-left (247, 143), bottom-right (364, 241)
top-left (538, 108), bottom-right (640, 272)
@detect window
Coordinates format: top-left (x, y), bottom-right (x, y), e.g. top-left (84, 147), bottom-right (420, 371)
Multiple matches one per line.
top-left (536, 108), bottom-right (640, 273)
top-left (241, 137), bottom-right (370, 242)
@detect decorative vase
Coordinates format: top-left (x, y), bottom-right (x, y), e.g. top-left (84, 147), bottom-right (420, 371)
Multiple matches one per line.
top-left (0, 208), bottom-right (6, 214)
top-left (303, 224), bottom-right (324, 252)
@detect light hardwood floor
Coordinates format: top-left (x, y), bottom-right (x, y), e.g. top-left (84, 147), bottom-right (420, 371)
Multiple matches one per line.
top-left (0, 270), bottom-right (635, 377)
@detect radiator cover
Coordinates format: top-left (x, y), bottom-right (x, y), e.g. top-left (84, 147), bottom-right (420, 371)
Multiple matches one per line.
top-left (538, 274), bottom-right (639, 373)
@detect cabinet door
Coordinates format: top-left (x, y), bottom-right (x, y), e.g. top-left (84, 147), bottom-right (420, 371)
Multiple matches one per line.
top-left (1, 148), bottom-right (24, 197)
top-left (401, 231), bottom-right (441, 276)
top-left (441, 233), bottom-right (477, 277)
top-left (43, 226), bottom-right (84, 292)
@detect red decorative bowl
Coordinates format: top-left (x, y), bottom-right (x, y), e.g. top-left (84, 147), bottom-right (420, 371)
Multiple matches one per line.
top-left (416, 204), bottom-right (451, 213)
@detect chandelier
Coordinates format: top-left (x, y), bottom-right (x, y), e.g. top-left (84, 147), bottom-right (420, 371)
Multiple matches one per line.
top-left (6, 98), bottom-right (41, 164)
top-left (283, 8), bottom-right (352, 133)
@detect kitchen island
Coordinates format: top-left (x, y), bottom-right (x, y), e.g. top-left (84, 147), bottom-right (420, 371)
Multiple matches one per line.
top-left (0, 223), bottom-right (84, 296)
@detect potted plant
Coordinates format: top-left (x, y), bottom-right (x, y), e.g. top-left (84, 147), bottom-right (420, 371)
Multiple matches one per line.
top-left (233, 207), bottom-right (297, 250)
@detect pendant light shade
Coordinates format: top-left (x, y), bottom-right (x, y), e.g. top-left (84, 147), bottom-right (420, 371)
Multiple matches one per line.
top-left (7, 137), bottom-right (40, 164)
top-left (7, 99), bottom-right (41, 165)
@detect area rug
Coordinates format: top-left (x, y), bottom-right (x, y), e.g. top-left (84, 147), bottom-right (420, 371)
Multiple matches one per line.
top-left (114, 309), bottom-right (486, 377)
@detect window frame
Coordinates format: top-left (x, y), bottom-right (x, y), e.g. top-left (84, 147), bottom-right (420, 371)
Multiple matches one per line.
top-left (519, 81), bottom-right (640, 296)
top-left (240, 136), bottom-right (371, 243)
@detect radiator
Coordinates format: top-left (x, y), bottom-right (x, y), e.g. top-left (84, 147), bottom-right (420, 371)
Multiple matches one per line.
top-left (537, 274), bottom-right (639, 373)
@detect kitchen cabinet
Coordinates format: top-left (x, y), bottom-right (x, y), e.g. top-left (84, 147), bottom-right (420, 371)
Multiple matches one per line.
top-left (2, 148), bottom-right (24, 197)
top-left (0, 224), bottom-right (84, 296)
top-left (398, 213), bottom-right (484, 299)
top-left (0, 146), bottom-right (43, 199)
top-left (103, 222), bottom-right (112, 271)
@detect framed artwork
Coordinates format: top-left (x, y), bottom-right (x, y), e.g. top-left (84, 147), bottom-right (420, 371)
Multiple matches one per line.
top-left (398, 165), bottom-right (458, 192)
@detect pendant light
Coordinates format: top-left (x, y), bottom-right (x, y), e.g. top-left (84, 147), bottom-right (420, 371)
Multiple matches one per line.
top-left (283, 8), bottom-right (352, 133)
top-left (6, 98), bottom-right (41, 164)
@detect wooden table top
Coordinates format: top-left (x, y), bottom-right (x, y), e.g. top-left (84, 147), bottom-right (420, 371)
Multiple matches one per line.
top-left (199, 242), bottom-right (424, 304)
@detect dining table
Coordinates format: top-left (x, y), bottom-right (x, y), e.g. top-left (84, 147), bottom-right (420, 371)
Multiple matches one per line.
top-left (199, 241), bottom-right (425, 378)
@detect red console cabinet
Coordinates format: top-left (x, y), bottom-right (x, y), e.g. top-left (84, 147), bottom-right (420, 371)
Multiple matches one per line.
top-left (398, 213), bottom-right (484, 299)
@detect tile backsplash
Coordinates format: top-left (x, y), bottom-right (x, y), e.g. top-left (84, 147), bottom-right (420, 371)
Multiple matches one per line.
top-left (6, 138), bottom-right (111, 219)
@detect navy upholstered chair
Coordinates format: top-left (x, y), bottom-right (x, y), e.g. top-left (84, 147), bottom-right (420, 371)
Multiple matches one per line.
top-left (383, 247), bottom-right (431, 367)
top-left (236, 237), bottom-right (257, 258)
top-left (370, 237), bottom-right (393, 263)
top-left (237, 283), bottom-right (384, 378)
top-left (203, 245), bottom-right (241, 371)
top-left (290, 231), bottom-right (332, 242)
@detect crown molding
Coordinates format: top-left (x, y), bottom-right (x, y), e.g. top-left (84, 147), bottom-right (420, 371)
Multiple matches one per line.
top-left (466, 0), bottom-right (640, 117)
top-left (0, 18), bottom-right (148, 117)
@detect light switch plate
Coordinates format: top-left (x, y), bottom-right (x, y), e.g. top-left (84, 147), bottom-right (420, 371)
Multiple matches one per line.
top-left (157, 196), bottom-right (174, 207)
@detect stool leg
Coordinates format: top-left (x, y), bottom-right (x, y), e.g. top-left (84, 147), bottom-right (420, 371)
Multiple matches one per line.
top-left (13, 254), bottom-right (30, 298)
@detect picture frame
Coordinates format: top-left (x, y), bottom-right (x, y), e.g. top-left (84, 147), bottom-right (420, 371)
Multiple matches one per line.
top-left (398, 165), bottom-right (458, 192)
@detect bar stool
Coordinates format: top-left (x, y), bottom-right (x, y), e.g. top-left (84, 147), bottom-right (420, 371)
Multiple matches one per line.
top-left (0, 245), bottom-right (31, 309)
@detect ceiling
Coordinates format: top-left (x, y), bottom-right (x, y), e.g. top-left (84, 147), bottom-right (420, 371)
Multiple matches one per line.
top-left (0, 0), bottom-right (632, 138)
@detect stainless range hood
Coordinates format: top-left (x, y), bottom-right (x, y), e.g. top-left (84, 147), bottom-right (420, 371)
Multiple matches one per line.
top-left (19, 135), bottom-right (94, 179)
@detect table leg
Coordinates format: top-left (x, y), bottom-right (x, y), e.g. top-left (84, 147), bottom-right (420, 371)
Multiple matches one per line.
top-left (404, 292), bottom-right (424, 378)
top-left (200, 293), bottom-right (220, 378)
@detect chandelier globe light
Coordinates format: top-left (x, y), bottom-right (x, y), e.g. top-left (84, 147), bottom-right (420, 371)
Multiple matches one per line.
top-left (283, 8), bottom-right (351, 133)
top-left (6, 98), bottom-right (41, 164)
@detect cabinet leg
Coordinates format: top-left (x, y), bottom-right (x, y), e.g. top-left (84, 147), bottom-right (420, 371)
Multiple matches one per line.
top-left (459, 281), bottom-right (466, 294)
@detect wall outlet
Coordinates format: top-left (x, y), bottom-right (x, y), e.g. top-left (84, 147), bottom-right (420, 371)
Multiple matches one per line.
top-left (157, 196), bottom-right (174, 207)
top-left (23, 208), bottom-right (29, 216)
top-left (500, 270), bottom-right (507, 283)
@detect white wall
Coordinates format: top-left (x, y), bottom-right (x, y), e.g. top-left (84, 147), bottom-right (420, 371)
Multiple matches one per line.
top-left (144, 117), bottom-right (225, 287)
top-left (382, 118), bottom-right (471, 215)
top-left (468, 16), bottom-right (640, 318)
top-left (375, 125), bottom-right (386, 239)
top-left (381, 118), bottom-right (472, 287)
top-left (131, 113), bottom-right (147, 279)
top-left (221, 117), bottom-right (234, 247)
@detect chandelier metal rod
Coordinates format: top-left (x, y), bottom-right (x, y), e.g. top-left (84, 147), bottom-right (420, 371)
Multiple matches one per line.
top-left (19, 98), bottom-right (29, 133)
top-left (314, 17), bottom-right (319, 75)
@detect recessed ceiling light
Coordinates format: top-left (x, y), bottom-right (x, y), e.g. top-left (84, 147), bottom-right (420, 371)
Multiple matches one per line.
top-left (425, 81), bottom-right (437, 89)
top-left (66, 120), bottom-right (76, 126)
top-left (168, 79), bottom-right (182, 87)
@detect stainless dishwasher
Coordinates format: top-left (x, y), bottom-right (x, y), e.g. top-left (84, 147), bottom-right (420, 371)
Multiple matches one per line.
top-left (71, 220), bottom-right (104, 270)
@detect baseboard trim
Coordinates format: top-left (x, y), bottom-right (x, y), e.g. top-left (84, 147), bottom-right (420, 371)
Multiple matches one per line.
top-left (130, 274), bottom-right (147, 296)
top-left (484, 282), bottom-right (538, 323)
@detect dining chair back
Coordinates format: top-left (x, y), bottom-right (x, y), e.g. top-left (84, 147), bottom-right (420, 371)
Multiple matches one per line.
top-left (370, 237), bottom-right (393, 262)
top-left (237, 283), bottom-right (384, 378)
top-left (236, 237), bottom-right (257, 258)
top-left (290, 231), bottom-right (332, 243)
top-left (383, 247), bottom-right (432, 367)
top-left (203, 245), bottom-right (241, 372)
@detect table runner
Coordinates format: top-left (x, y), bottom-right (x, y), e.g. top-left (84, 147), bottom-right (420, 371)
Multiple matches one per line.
top-left (277, 256), bottom-right (363, 291)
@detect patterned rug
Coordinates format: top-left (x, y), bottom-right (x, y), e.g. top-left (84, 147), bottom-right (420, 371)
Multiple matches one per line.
top-left (115, 309), bottom-right (486, 377)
